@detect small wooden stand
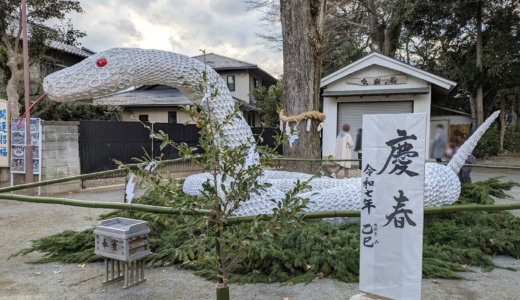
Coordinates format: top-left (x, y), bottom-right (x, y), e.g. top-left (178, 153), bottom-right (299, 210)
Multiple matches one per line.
top-left (103, 257), bottom-right (147, 289)
top-left (95, 218), bottom-right (151, 289)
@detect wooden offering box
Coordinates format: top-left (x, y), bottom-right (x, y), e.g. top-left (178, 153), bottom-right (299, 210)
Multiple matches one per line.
top-left (94, 218), bottom-right (151, 288)
top-left (94, 217), bottom-right (151, 262)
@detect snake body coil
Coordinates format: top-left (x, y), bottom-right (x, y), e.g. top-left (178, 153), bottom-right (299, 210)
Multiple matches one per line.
top-left (43, 48), bottom-right (499, 219)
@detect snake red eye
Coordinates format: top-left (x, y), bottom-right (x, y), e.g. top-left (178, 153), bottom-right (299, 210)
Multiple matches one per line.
top-left (96, 58), bottom-right (107, 67)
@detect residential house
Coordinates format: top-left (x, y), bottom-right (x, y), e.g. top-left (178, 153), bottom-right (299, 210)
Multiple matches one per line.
top-left (29, 41), bottom-right (95, 96)
top-left (94, 53), bottom-right (277, 127)
top-left (1, 20), bottom-right (96, 97)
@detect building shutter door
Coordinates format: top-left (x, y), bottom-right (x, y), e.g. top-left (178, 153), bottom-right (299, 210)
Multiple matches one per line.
top-left (337, 101), bottom-right (413, 164)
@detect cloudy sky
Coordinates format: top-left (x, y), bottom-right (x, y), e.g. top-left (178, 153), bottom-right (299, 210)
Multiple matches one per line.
top-left (58, 0), bottom-right (282, 75)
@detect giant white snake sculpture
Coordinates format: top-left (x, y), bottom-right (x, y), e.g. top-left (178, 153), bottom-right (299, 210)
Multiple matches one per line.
top-left (43, 48), bottom-right (499, 220)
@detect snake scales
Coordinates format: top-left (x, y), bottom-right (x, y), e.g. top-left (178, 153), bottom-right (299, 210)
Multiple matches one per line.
top-left (43, 48), bottom-right (499, 220)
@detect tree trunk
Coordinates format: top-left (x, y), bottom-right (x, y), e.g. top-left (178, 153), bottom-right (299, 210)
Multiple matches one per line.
top-left (383, 18), bottom-right (402, 57)
top-left (475, 0), bottom-right (484, 127)
top-left (514, 98), bottom-right (520, 129)
top-left (5, 51), bottom-right (22, 118)
top-left (514, 99), bottom-right (520, 152)
top-left (405, 31), bottom-right (410, 64)
top-left (364, 0), bottom-right (384, 52)
top-left (469, 95), bottom-right (477, 133)
top-left (6, 72), bottom-right (21, 118)
top-left (499, 97), bottom-right (505, 152)
top-left (280, 0), bottom-right (326, 173)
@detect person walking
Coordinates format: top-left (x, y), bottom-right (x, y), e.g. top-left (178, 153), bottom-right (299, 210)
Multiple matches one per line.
top-left (431, 124), bottom-right (447, 162)
top-left (332, 124), bottom-right (353, 178)
top-left (354, 128), bottom-right (362, 170)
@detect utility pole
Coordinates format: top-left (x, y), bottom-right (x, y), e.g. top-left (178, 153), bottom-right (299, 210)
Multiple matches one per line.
top-left (21, 0), bottom-right (34, 195)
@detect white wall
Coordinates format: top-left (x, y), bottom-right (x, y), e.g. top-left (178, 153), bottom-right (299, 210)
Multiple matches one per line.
top-left (122, 107), bottom-right (195, 124)
top-left (322, 64), bottom-right (433, 159)
top-left (219, 71), bottom-right (250, 102)
top-left (122, 107), bottom-right (260, 126)
top-left (322, 92), bottom-right (432, 159)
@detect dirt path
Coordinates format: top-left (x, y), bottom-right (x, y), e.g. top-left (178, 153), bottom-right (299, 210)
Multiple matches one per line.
top-left (0, 166), bottom-right (519, 299)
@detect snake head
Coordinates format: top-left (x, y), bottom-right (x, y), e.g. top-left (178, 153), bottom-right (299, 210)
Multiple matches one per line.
top-left (43, 48), bottom-right (135, 101)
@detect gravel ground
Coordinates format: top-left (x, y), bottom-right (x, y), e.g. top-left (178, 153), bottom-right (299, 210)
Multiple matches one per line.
top-left (0, 165), bottom-right (519, 300)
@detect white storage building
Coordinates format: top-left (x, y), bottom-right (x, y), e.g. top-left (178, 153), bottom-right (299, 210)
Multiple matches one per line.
top-left (320, 52), bottom-right (457, 162)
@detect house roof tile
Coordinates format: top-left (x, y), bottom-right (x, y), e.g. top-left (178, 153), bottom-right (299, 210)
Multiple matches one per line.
top-left (93, 88), bottom-right (191, 107)
top-left (46, 40), bottom-right (96, 58)
top-left (10, 19), bottom-right (95, 58)
top-left (94, 86), bottom-right (261, 112)
top-left (191, 53), bottom-right (257, 70)
top-left (94, 53), bottom-right (276, 108)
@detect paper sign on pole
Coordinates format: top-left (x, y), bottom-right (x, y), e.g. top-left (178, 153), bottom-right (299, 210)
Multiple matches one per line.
top-left (10, 118), bottom-right (42, 175)
top-left (0, 100), bottom-right (9, 167)
top-left (359, 113), bottom-right (427, 300)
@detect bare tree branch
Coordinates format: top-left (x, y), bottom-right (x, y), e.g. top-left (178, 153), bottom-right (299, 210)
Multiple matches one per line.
top-left (14, 15), bottom-right (22, 55)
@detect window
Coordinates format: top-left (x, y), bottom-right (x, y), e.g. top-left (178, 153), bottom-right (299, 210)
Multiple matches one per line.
top-left (168, 111), bottom-right (177, 124)
top-left (227, 75), bottom-right (235, 91)
top-left (253, 78), bottom-right (260, 89)
top-left (138, 115), bottom-right (149, 122)
top-left (247, 113), bottom-right (255, 127)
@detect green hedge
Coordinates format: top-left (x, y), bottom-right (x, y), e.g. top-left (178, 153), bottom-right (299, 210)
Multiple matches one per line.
top-left (37, 101), bottom-right (122, 121)
top-left (11, 178), bottom-right (520, 283)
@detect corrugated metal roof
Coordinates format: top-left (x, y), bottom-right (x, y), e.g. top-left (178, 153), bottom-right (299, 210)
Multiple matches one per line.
top-left (93, 88), bottom-right (191, 107)
top-left (46, 40), bottom-right (96, 58)
top-left (192, 53), bottom-right (257, 69)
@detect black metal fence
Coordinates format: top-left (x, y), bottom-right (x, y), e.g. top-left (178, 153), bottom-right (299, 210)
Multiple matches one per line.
top-left (79, 121), bottom-right (199, 175)
top-left (79, 121), bottom-right (282, 176)
top-left (251, 127), bottom-right (283, 155)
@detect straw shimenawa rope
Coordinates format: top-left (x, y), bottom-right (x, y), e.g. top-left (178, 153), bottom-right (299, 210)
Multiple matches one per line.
top-left (279, 109), bottom-right (326, 123)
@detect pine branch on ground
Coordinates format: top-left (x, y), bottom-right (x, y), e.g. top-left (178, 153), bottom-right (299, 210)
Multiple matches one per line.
top-left (11, 177), bottom-right (520, 284)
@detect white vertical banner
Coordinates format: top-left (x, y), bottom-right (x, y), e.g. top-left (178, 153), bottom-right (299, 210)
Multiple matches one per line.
top-left (359, 113), bottom-right (427, 300)
top-left (0, 100), bottom-right (9, 167)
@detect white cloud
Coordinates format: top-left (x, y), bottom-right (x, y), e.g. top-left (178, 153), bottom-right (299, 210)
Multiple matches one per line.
top-left (49, 0), bottom-right (282, 75)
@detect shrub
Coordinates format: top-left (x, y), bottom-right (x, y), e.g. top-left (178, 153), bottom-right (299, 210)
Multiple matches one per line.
top-left (504, 125), bottom-right (520, 153)
top-left (11, 178), bottom-right (520, 283)
top-left (37, 100), bottom-right (122, 121)
top-left (473, 125), bottom-right (501, 158)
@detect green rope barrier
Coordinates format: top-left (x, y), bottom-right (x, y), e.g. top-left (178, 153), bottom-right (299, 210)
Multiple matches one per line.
top-left (1, 193), bottom-right (519, 224)
top-left (1, 156), bottom-right (517, 194)
top-left (0, 158), bottom-right (185, 193)
top-left (0, 193), bottom-right (210, 216)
